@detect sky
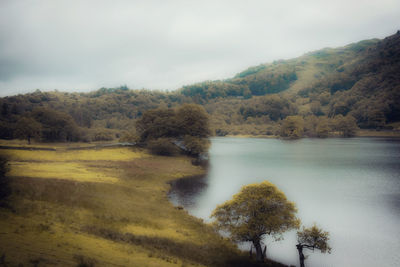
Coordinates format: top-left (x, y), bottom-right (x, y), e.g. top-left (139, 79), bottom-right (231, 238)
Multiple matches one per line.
top-left (0, 0), bottom-right (400, 96)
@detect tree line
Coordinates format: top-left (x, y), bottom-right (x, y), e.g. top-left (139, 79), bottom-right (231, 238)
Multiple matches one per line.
top-left (0, 32), bottom-right (399, 142)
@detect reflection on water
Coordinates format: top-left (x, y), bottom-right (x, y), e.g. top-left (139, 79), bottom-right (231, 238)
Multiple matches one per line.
top-left (169, 137), bottom-right (400, 267)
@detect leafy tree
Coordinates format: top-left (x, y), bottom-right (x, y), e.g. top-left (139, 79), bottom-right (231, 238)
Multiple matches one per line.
top-left (333, 114), bottom-right (358, 137)
top-left (14, 117), bottom-right (42, 144)
top-left (136, 104), bottom-right (211, 156)
top-left (0, 121), bottom-right (14, 140)
top-left (211, 181), bottom-right (299, 262)
top-left (135, 108), bottom-right (178, 142)
top-left (31, 108), bottom-right (81, 142)
top-left (280, 116), bottom-right (304, 139)
top-left (315, 118), bottom-right (331, 138)
top-left (310, 101), bottom-right (323, 116)
top-left (296, 225), bottom-right (331, 267)
top-left (183, 135), bottom-right (210, 156)
top-left (176, 104), bottom-right (210, 138)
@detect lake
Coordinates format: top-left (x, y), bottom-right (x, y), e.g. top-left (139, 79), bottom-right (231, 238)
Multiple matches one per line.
top-left (169, 137), bottom-right (400, 267)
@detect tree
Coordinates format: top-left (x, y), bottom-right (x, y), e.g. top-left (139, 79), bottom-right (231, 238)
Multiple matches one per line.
top-left (136, 108), bottom-right (178, 142)
top-left (136, 104), bottom-right (211, 156)
top-left (296, 224), bottom-right (331, 267)
top-left (280, 116), bottom-right (304, 139)
top-left (211, 181), bottom-right (299, 262)
top-left (315, 117), bottom-right (332, 138)
top-left (14, 117), bottom-right (42, 144)
top-left (176, 104), bottom-right (211, 138)
top-left (31, 108), bottom-right (81, 142)
top-left (333, 114), bottom-right (358, 137)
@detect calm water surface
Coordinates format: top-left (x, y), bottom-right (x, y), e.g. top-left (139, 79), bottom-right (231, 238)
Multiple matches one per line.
top-left (169, 137), bottom-right (400, 267)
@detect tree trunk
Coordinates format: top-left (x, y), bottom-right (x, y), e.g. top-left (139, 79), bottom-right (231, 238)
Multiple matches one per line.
top-left (296, 244), bottom-right (305, 267)
top-left (253, 240), bottom-right (264, 262)
top-left (262, 244), bottom-right (267, 259)
top-left (27, 135), bottom-right (31, 145)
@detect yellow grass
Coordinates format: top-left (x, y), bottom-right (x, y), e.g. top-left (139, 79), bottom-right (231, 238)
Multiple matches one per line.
top-left (9, 162), bottom-right (119, 184)
top-left (0, 215), bottom-right (181, 267)
top-left (123, 223), bottom-right (199, 244)
top-left (0, 144), bottom-right (243, 267)
top-left (2, 147), bottom-right (145, 162)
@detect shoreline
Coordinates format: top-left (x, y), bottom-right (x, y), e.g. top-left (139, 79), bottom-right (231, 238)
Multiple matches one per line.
top-left (221, 129), bottom-right (400, 139)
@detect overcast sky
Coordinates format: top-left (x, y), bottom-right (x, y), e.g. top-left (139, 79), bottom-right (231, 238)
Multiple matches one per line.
top-left (0, 0), bottom-right (400, 96)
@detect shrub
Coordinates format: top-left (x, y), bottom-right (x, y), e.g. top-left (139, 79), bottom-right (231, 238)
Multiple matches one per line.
top-left (183, 135), bottom-right (210, 156)
top-left (147, 138), bottom-right (180, 156)
top-left (91, 130), bottom-right (114, 141)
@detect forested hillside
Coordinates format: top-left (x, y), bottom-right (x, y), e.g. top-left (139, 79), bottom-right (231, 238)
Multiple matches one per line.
top-left (1, 32), bottom-right (399, 141)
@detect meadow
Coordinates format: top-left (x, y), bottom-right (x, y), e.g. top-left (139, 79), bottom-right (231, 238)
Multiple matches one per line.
top-left (0, 143), bottom-right (273, 267)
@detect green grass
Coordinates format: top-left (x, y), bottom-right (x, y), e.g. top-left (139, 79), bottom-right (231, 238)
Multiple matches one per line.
top-left (0, 144), bottom-right (282, 267)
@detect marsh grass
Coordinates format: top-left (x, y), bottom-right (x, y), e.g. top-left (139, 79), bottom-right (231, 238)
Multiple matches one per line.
top-left (0, 145), bottom-right (281, 266)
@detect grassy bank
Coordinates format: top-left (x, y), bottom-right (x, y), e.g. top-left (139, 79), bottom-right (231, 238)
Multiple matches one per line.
top-left (0, 144), bottom-right (283, 267)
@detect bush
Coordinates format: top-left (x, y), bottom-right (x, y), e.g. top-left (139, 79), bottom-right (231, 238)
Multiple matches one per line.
top-left (147, 138), bottom-right (180, 156)
top-left (91, 130), bottom-right (114, 141)
top-left (0, 155), bottom-right (11, 201)
top-left (280, 116), bottom-right (304, 139)
top-left (119, 132), bottom-right (139, 143)
top-left (183, 135), bottom-right (210, 156)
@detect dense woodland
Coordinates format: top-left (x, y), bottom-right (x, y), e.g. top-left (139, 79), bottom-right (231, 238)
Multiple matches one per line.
top-left (1, 32), bottom-right (399, 142)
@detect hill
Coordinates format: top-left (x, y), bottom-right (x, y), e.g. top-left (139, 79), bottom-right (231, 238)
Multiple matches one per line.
top-left (1, 31), bottom-right (400, 140)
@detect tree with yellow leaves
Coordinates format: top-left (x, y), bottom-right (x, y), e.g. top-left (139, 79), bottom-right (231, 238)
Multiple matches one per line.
top-left (296, 224), bottom-right (331, 267)
top-left (211, 181), bottom-right (300, 262)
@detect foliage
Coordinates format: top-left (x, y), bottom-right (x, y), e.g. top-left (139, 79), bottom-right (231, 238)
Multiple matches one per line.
top-left (315, 118), bottom-right (331, 138)
top-left (211, 181), bottom-right (299, 262)
top-left (136, 108), bottom-right (178, 142)
top-left (234, 65), bottom-right (266, 78)
top-left (297, 225), bottom-right (331, 253)
top-left (91, 129), bottom-right (115, 141)
top-left (333, 115), bottom-right (358, 137)
top-left (296, 225), bottom-right (331, 267)
top-left (31, 107), bottom-right (82, 142)
top-left (147, 138), bottom-right (180, 156)
top-left (118, 131), bottom-right (139, 143)
top-left (176, 104), bottom-right (210, 138)
top-left (14, 117), bottom-right (42, 144)
top-left (183, 135), bottom-right (210, 156)
top-left (136, 104), bottom-right (211, 156)
top-left (280, 116), bottom-right (304, 139)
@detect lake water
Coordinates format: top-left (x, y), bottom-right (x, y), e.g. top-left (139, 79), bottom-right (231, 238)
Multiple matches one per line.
top-left (169, 137), bottom-right (400, 267)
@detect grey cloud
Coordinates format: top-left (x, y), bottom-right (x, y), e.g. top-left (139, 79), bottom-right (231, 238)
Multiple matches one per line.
top-left (0, 0), bottom-right (400, 96)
